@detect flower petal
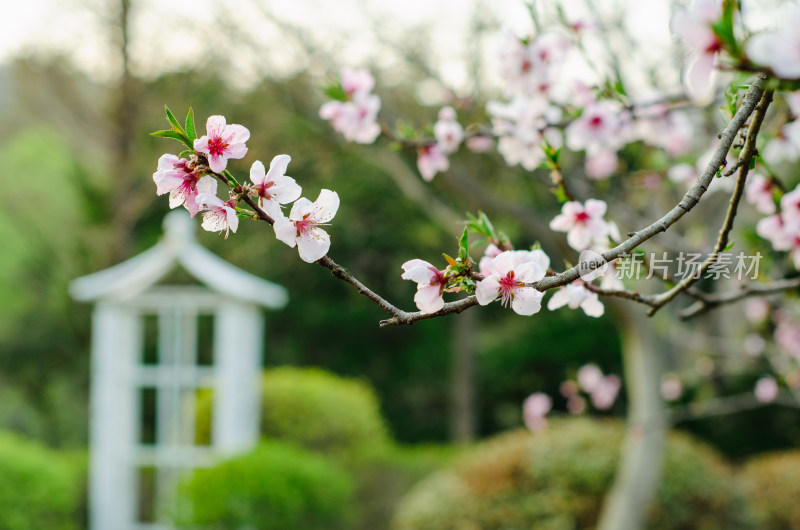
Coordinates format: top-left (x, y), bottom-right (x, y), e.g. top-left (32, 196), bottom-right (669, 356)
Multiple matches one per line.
top-left (547, 288), bottom-right (570, 311)
top-left (581, 294), bottom-right (605, 317)
top-left (414, 285), bottom-right (445, 314)
top-left (289, 197), bottom-right (315, 221)
top-left (206, 115), bottom-right (227, 137)
top-left (475, 277), bottom-right (501, 305)
top-left (297, 226), bottom-right (331, 263)
top-left (511, 287), bottom-right (544, 316)
top-left (273, 217), bottom-right (298, 248)
top-left (249, 160), bottom-right (266, 185)
top-left (266, 154), bottom-right (291, 181)
top-left (311, 189), bottom-right (340, 223)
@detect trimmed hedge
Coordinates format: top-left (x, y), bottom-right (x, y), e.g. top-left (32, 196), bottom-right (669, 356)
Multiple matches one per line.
top-left (393, 418), bottom-right (754, 530)
top-left (0, 432), bottom-right (84, 530)
top-left (173, 440), bottom-right (353, 530)
top-left (738, 451), bottom-right (800, 529)
top-left (196, 367), bottom-right (389, 454)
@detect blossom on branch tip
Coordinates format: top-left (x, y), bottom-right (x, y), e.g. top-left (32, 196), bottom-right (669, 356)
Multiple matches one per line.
top-left (400, 259), bottom-right (446, 314)
top-left (417, 144), bottom-right (449, 181)
top-left (274, 189), bottom-right (340, 263)
top-left (340, 67), bottom-right (375, 96)
top-left (475, 250), bottom-right (548, 316)
top-left (319, 93), bottom-right (381, 144)
top-left (565, 102), bottom-right (629, 155)
top-left (195, 179), bottom-right (239, 239)
top-left (193, 115), bottom-right (250, 174)
top-left (488, 97), bottom-right (560, 170)
top-left (546, 282), bottom-right (604, 317)
top-left (320, 69), bottom-right (381, 144)
top-left (248, 155), bottom-right (302, 220)
top-left (549, 199), bottom-right (614, 251)
top-left (433, 106), bottom-right (464, 154)
top-left (153, 154), bottom-right (213, 217)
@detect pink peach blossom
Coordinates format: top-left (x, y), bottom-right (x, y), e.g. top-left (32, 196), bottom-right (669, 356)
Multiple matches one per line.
top-left (193, 115), bottom-right (250, 173)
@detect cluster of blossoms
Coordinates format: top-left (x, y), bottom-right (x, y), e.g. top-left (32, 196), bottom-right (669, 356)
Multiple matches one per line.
top-left (402, 237), bottom-right (610, 319)
top-left (319, 68), bottom-right (381, 144)
top-left (522, 363), bottom-right (623, 434)
top-left (558, 364), bottom-right (621, 416)
top-left (487, 25), bottom-right (699, 184)
top-left (488, 31), bottom-right (574, 172)
top-left (756, 185), bottom-right (800, 268)
top-left (416, 106), bottom-right (465, 181)
top-left (153, 113), bottom-right (339, 263)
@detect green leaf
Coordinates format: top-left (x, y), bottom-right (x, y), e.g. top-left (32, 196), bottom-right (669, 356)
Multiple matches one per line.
top-left (323, 83), bottom-right (347, 102)
top-left (480, 211), bottom-right (496, 238)
top-left (458, 228), bottom-right (470, 262)
top-left (711, 0), bottom-right (740, 58)
top-left (185, 107), bottom-right (197, 141)
top-left (165, 105), bottom-right (185, 134)
top-left (150, 129), bottom-right (193, 150)
top-left (749, 156), bottom-right (756, 170)
top-left (179, 149), bottom-right (194, 159)
top-left (723, 240), bottom-right (735, 252)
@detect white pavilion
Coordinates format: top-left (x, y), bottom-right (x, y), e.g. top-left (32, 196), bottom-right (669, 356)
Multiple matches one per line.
top-left (70, 211), bottom-right (288, 529)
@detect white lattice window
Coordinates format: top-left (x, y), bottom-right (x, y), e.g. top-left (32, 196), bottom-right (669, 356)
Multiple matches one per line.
top-left (71, 212), bottom-right (287, 530)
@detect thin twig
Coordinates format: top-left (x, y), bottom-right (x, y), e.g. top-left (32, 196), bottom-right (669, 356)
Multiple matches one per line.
top-left (679, 277), bottom-right (800, 319)
top-left (669, 390), bottom-right (800, 424)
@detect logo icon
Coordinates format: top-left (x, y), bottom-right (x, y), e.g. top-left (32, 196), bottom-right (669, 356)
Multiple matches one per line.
top-left (578, 249), bottom-right (608, 282)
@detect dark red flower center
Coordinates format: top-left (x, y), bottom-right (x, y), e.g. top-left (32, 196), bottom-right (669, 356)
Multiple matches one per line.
top-left (207, 136), bottom-right (229, 157)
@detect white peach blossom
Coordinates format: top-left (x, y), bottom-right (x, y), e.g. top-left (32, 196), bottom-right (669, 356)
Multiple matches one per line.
top-left (274, 189), bottom-right (340, 263)
top-left (248, 155), bottom-right (302, 220)
top-left (400, 259), bottom-right (446, 314)
top-left (475, 250), bottom-right (548, 316)
top-left (546, 282), bottom-right (605, 317)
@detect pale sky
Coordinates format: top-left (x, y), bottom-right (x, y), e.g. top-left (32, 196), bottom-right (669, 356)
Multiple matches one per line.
top-left (0, 0), bottom-right (680, 91)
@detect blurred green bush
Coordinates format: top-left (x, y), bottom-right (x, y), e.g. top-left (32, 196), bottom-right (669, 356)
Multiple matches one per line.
top-left (193, 367), bottom-right (454, 529)
top-left (0, 431), bottom-right (84, 530)
top-left (172, 440), bottom-right (353, 530)
top-left (738, 451), bottom-right (800, 529)
top-left (392, 417), bottom-right (754, 530)
top-left (196, 367), bottom-right (390, 454)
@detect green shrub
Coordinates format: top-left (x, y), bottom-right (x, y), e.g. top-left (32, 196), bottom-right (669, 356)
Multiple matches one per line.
top-left (738, 451), bottom-right (800, 529)
top-left (196, 367), bottom-right (389, 454)
top-left (0, 431), bottom-right (84, 530)
top-left (393, 417), bottom-right (754, 530)
top-left (173, 440), bottom-right (353, 530)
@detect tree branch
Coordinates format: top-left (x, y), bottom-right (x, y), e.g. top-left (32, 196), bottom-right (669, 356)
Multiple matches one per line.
top-left (646, 85), bottom-right (773, 315)
top-left (679, 277), bottom-right (800, 319)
